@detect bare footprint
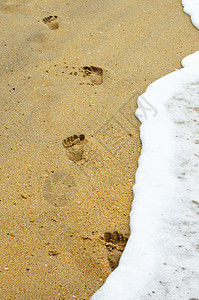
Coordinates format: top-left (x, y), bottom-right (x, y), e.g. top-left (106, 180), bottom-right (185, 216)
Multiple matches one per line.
top-left (102, 231), bottom-right (128, 270)
top-left (43, 171), bottom-right (77, 207)
top-left (62, 134), bottom-right (104, 179)
top-left (80, 66), bottom-right (103, 85)
top-left (42, 15), bottom-right (59, 30)
top-left (0, 1), bottom-right (30, 14)
top-left (62, 134), bottom-right (85, 148)
top-left (49, 63), bottom-right (105, 85)
top-left (62, 134), bottom-right (86, 163)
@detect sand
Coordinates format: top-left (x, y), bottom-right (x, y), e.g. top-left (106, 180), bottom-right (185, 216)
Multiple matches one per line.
top-left (0, 0), bottom-right (198, 299)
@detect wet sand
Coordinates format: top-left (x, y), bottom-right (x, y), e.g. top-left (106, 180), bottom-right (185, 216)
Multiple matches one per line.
top-left (0, 0), bottom-right (198, 299)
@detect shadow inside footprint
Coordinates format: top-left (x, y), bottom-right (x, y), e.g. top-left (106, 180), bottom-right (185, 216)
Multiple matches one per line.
top-left (62, 134), bottom-right (85, 148)
top-left (42, 15), bottom-right (59, 30)
top-left (81, 66), bottom-right (103, 85)
top-left (102, 231), bottom-right (128, 270)
top-left (62, 134), bottom-right (85, 163)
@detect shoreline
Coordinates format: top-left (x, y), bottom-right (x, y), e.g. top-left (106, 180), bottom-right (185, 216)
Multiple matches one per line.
top-left (92, 50), bottom-right (199, 299)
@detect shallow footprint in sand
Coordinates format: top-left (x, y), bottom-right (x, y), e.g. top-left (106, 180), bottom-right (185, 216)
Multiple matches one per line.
top-left (62, 134), bottom-right (86, 163)
top-left (62, 134), bottom-right (105, 179)
top-left (43, 171), bottom-right (77, 207)
top-left (80, 66), bottom-right (103, 85)
top-left (102, 231), bottom-right (128, 270)
top-left (42, 15), bottom-right (59, 30)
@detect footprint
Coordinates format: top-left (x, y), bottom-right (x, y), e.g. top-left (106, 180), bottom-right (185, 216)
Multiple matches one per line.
top-left (62, 134), bottom-right (86, 163)
top-left (27, 32), bottom-right (48, 44)
top-left (80, 66), bottom-right (103, 85)
top-left (43, 171), bottom-right (77, 207)
top-left (62, 134), bottom-right (85, 148)
top-left (48, 63), bottom-right (105, 85)
top-left (102, 231), bottom-right (128, 270)
top-left (62, 134), bottom-right (104, 179)
top-left (42, 15), bottom-right (59, 30)
top-left (0, 1), bottom-right (30, 14)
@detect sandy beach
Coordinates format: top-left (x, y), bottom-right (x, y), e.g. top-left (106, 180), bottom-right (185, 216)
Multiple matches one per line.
top-left (0, 0), bottom-right (198, 299)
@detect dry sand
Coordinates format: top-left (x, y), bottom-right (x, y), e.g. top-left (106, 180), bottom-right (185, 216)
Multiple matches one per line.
top-left (0, 0), bottom-right (198, 299)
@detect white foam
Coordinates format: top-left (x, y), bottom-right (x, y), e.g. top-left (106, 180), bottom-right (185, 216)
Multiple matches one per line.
top-left (182, 0), bottom-right (199, 29)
